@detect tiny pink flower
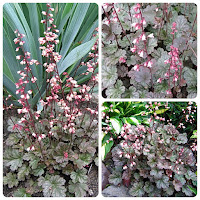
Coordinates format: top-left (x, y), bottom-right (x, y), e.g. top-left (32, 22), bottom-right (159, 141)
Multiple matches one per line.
top-left (157, 78), bottom-right (162, 83)
top-left (166, 89), bottom-right (172, 95)
top-left (138, 50), bottom-right (145, 58)
top-left (133, 64), bottom-right (140, 71)
top-left (119, 56), bottom-right (126, 63)
top-left (31, 77), bottom-right (37, 83)
top-left (42, 11), bottom-right (47, 15)
top-left (130, 46), bottom-right (137, 53)
top-left (64, 152), bottom-right (68, 159)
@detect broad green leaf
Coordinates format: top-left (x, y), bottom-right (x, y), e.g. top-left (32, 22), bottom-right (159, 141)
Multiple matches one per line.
top-left (187, 185), bottom-right (197, 195)
top-left (23, 152), bottom-right (40, 170)
top-left (156, 175), bottom-right (169, 189)
top-left (74, 153), bottom-right (92, 169)
top-left (105, 80), bottom-right (125, 98)
top-left (150, 168), bottom-right (163, 179)
top-left (42, 175), bottom-right (66, 197)
top-left (13, 188), bottom-right (32, 197)
top-left (122, 87), bottom-right (139, 98)
top-left (102, 140), bottom-right (114, 160)
top-left (126, 116), bottom-right (139, 125)
top-left (102, 132), bottom-right (111, 145)
top-left (110, 118), bottom-right (122, 134)
top-left (144, 181), bottom-right (154, 193)
top-left (79, 139), bottom-right (96, 156)
top-left (155, 108), bottom-right (169, 114)
top-left (68, 180), bottom-right (88, 197)
top-left (52, 142), bottom-right (69, 164)
top-left (164, 185), bottom-right (174, 196)
top-left (4, 148), bottom-right (23, 171)
top-left (108, 171), bottom-right (122, 186)
top-left (129, 181), bottom-right (145, 197)
top-left (183, 67), bottom-right (197, 97)
top-left (70, 168), bottom-right (88, 183)
top-left (185, 170), bottom-right (197, 181)
top-left (17, 164), bottom-right (30, 181)
top-left (174, 174), bottom-right (186, 185)
top-left (6, 133), bottom-right (20, 146)
top-left (191, 130), bottom-right (197, 139)
top-left (62, 163), bottom-right (74, 175)
top-left (104, 49), bottom-right (126, 66)
top-left (102, 65), bottom-right (118, 89)
top-left (32, 164), bottom-right (45, 176)
top-left (3, 172), bottom-right (19, 188)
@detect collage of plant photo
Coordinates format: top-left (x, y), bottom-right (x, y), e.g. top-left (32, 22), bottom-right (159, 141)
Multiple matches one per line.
top-left (2, 1), bottom-right (198, 199)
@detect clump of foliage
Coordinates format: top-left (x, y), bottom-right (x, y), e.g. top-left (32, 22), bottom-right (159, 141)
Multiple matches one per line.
top-left (102, 3), bottom-right (197, 98)
top-left (3, 3), bottom-right (98, 197)
top-left (102, 102), bottom-right (197, 197)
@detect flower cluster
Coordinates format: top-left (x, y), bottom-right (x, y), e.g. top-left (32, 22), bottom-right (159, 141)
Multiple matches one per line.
top-left (159, 22), bottom-right (183, 96)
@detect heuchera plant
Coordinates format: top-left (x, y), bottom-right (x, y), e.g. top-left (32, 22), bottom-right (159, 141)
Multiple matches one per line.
top-left (102, 102), bottom-right (197, 197)
top-left (3, 3), bottom-right (99, 197)
top-left (102, 3), bottom-right (197, 98)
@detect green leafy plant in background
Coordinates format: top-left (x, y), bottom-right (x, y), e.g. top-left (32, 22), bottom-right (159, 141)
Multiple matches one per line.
top-left (3, 3), bottom-right (98, 107)
top-left (102, 102), bottom-right (197, 197)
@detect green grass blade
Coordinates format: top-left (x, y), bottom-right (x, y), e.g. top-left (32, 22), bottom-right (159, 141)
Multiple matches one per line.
top-left (60, 3), bottom-right (90, 58)
top-left (58, 36), bottom-right (97, 74)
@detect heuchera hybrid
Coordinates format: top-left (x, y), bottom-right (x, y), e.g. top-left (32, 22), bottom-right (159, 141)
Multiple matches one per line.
top-left (3, 3), bottom-right (98, 197)
top-left (102, 102), bottom-right (197, 197)
top-left (102, 3), bottom-right (197, 98)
